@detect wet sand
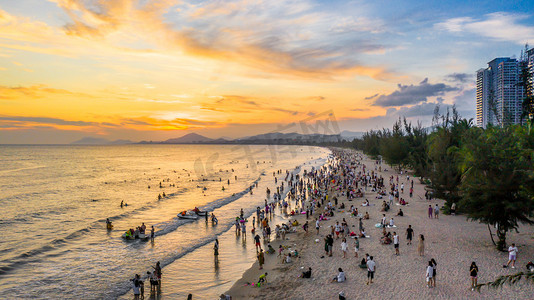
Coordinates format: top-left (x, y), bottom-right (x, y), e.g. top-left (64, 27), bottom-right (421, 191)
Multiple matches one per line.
top-left (225, 149), bottom-right (534, 299)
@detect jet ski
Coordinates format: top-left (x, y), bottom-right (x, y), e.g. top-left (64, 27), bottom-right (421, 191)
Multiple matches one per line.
top-left (192, 207), bottom-right (208, 216)
top-left (178, 211), bottom-right (199, 220)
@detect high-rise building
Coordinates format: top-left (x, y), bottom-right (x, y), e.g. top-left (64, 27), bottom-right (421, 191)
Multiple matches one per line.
top-left (528, 48), bottom-right (534, 97)
top-left (476, 58), bottom-right (525, 127)
top-left (476, 68), bottom-right (490, 128)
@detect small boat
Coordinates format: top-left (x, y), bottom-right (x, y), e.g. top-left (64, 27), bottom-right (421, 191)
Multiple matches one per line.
top-left (192, 208), bottom-right (207, 216)
top-left (122, 232), bottom-right (150, 240)
top-left (178, 211), bottom-right (198, 220)
top-left (122, 232), bottom-right (135, 240)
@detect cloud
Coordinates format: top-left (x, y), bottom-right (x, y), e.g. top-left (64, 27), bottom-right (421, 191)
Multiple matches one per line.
top-left (202, 94), bottom-right (301, 116)
top-left (0, 116), bottom-right (98, 127)
top-left (306, 96), bottom-right (325, 101)
top-left (350, 108), bottom-right (370, 112)
top-left (330, 16), bottom-right (385, 34)
top-left (215, 95), bottom-right (259, 106)
top-left (38, 0), bottom-right (394, 80)
top-left (364, 93), bottom-right (379, 100)
top-left (373, 78), bottom-right (458, 107)
top-left (435, 12), bottom-right (534, 45)
top-left (385, 102), bottom-right (442, 118)
top-left (0, 84), bottom-right (79, 99)
top-left (446, 73), bottom-right (472, 83)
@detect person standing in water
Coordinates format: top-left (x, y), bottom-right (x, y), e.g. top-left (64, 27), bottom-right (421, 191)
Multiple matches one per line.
top-left (150, 226), bottom-right (155, 241)
top-left (153, 262), bottom-right (161, 285)
top-left (214, 238), bottom-right (219, 256)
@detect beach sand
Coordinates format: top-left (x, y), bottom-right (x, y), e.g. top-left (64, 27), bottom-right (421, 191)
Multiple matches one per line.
top-left (225, 149), bottom-right (534, 299)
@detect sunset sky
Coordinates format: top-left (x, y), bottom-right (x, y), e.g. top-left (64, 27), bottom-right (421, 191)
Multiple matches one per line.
top-left (1, 0), bottom-right (533, 143)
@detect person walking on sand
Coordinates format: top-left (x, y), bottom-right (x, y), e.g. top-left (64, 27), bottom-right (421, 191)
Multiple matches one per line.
top-left (504, 243), bottom-right (518, 268)
top-left (428, 205), bottom-right (433, 219)
top-left (258, 249), bottom-right (265, 270)
top-left (341, 238), bottom-right (348, 258)
top-left (470, 262), bottom-right (479, 291)
top-left (426, 261), bottom-right (433, 288)
top-left (418, 235), bottom-right (425, 256)
top-left (354, 237), bottom-right (359, 258)
top-left (366, 256), bottom-right (376, 285)
top-left (316, 218), bottom-right (320, 235)
top-left (430, 258), bottom-right (437, 287)
top-left (450, 202), bottom-right (456, 216)
top-left (254, 234), bottom-right (262, 252)
top-left (406, 225), bottom-right (413, 245)
top-left (393, 232), bottom-right (399, 255)
top-left (434, 204), bottom-right (439, 219)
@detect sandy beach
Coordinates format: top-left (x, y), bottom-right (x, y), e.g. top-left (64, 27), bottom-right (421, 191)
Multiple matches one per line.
top-left (225, 148), bottom-right (534, 299)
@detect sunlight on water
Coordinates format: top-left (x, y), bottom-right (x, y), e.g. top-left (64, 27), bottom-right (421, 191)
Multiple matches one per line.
top-left (0, 144), bottom-right (329, 299)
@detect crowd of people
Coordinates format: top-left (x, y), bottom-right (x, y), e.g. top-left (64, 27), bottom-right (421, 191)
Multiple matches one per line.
top-left (127, 147), bottom-right (532, 299)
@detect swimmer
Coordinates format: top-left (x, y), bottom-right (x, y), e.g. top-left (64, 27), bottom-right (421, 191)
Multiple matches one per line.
top-left (106, 218), bottom-right (113, 230)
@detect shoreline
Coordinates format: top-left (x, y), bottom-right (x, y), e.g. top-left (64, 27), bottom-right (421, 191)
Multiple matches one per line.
top-left (114, 146), bottom-right (331, 299)
top-left (224, 148), bottom-right (534, 299)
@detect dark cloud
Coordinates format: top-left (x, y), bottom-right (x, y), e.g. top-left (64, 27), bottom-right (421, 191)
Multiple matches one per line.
top-left (373, 78), bottom-right (458, 107)
top-left (350, 108), bottom-right (370, 112)
top-left (305, 96), bottom-right (325, 101)
top-left (446, 73), bottom-right (472, 83)
top-left (386, 102), bottom-right (442, 118)
top-left (364, 93), bottom-right (379, 100)
top-left (0, 116), bottom-right (98, 126)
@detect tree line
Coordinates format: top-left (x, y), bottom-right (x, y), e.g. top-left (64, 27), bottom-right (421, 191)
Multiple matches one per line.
top-left (348, 107), bottom-right (534, 252)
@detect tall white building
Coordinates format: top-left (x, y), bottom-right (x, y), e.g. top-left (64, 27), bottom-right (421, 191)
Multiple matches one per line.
top-left (528, 48), bottom-right (534, 96)
top-left (476, 68), bottom-right (490, 128)
top-left (476, 58), bottom-right (525, 127)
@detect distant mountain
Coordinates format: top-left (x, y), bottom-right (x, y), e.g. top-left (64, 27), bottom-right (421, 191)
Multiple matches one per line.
top-left (70, 137), bottom-right (133, 145)
top-left (109, 139), bottom-right (134, 145)
top-left (71, 137), bottom-right (111, 145)
top-left (137, 131), bottom-right (340, 145)
top-left (236, 132), bottom-right (340, 143)
top-left (340, 130), bottom-right (365, 140)
top-left (162, 133), bottom-right (214, 144)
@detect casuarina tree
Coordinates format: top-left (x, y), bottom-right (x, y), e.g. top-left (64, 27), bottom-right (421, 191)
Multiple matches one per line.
top-left (458, 125), bottom-right (534, 251)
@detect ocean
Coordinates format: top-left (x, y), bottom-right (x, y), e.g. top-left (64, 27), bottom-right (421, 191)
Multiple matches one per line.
top-left (0, 144), bottom-right (329, 299)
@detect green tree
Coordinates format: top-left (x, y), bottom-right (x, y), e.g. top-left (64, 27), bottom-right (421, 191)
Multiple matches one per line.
top-left (379, 119), bottom-right (409, 172)
top-left (427, 107), bottom-right (472, 207)
top-left (458, 125), bottom-right (534, 251)
top-left (361, 130), bottom-right (382, 158)
top-left (403, 119), bottom-right (429, 177)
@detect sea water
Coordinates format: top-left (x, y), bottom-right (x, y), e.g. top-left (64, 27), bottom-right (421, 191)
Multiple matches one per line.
top-left (0, 144), bottom-right (329, 299)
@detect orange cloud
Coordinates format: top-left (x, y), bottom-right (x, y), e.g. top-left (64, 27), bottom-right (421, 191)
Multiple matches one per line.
top-left (0, 84), bottom-right (79, 100)
top-left (41, 0), bottom-right (393, 80)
